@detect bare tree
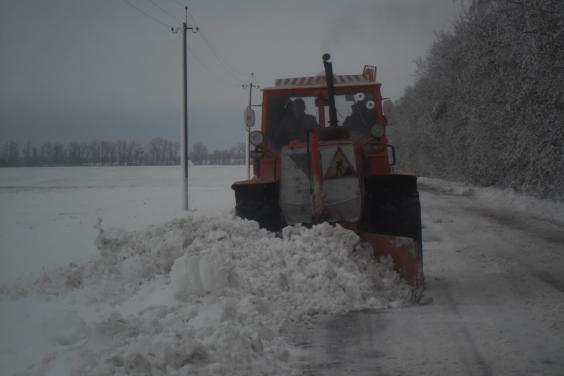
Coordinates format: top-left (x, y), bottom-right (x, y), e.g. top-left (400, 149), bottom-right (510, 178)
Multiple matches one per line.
top-left (191, 142), bottom-right (208, 165)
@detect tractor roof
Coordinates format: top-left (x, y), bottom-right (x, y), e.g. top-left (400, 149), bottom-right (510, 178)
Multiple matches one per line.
top-left (264, 73), bottom-right (380, 90)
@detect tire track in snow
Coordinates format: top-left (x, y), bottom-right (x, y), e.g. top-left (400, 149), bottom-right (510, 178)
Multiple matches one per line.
top-left (470, 208), bottom-right (564, 245)
top-left (531, 272), bottom-right (564, 294)
top-left (438, 278), bottom-right (493, 376)
top-left (421, 188), bottom-right (564, 375)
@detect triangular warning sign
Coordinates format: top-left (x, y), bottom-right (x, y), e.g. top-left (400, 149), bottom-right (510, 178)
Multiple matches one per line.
top-left (324, 147), bottom-right (355, 179)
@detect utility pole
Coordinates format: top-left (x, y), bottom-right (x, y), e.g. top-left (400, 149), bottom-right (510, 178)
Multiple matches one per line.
top-left (242, 73), bottom-right (259, 180)
top-left (172, 7), bottom-right (198, 210)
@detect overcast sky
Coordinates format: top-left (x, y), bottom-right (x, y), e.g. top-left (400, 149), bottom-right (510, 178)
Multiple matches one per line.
top-left (0, 0), bottom-right (461, 149)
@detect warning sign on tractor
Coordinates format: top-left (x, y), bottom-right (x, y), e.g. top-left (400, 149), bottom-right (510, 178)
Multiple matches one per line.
top-left (324, 147), bottom-right (355, 179)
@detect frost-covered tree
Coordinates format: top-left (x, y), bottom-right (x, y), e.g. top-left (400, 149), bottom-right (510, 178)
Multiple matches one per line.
top-left (388, 0), bottom-right (564, 199)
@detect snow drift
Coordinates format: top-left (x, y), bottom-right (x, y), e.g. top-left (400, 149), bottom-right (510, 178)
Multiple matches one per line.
top-left (2, 216), bottom-right (409, 375)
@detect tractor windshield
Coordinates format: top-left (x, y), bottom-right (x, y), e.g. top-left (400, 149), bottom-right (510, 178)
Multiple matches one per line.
top-left (334, 91), bottom-right (378, 142)
top-left (266, 95), bottom-right (320, 150)
top-left (266, 91), bottom-right (378, 149)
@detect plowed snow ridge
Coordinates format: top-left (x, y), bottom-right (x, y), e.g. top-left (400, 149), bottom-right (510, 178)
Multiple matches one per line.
top-left (2, 216), bottom-right (409, 375)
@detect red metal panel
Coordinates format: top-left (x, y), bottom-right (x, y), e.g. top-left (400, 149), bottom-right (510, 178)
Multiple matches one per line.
top-left (363, 233), bottom-right (423, 287)
top-left (309, 128), bottom-right (324, 222)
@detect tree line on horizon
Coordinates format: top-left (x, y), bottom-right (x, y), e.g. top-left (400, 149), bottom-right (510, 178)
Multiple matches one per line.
top-left (0, 139), bottom-right (245, 167)
top-left (388, 0), bottom-right (564, 200)
top-left (189, 142), bottom-right (245, 165)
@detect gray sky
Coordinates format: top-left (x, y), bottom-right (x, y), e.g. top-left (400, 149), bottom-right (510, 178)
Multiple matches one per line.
top-left (0, 0), bottom-right (461, 149)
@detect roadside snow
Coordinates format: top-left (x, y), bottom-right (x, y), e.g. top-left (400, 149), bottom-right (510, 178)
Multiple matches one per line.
top-left (418, 177), bottom-right (564, 223)
top-left (1, 216), bottom-right (408, 375)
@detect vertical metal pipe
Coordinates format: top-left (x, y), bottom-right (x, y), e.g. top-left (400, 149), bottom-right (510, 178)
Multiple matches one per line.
top-left (322, 54), bottom-right (338, 128)
top-left (246, 79), bottom-right (253, 180)
top-left (182, 22), bottom-right (189, 210)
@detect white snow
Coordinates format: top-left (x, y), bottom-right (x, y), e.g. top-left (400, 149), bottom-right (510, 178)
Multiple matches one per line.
top-left (3, 167), bottom-right (563, 375)
top-left (0, 166), bottom-right (242, 283)
top-left (0, 166), bottom-right (409, 375)
top-left (418, 177), bottom-right (564, 223)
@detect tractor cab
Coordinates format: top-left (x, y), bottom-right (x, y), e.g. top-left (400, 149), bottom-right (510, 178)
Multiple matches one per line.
top-left (251, 65), bottom-right (392, 181)
top-left (232, 55), bottom-right (423, 291)
top-left (264, 84), bottom-right (381, 148)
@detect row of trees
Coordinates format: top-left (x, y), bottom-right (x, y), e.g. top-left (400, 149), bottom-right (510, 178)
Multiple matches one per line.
top-left (388, 0), bottom-right (564, 200)
top-left (0, 139), bottom-right (179, 166)
top-left (190, 142), bottom-right (245, 165)
top-left (0, 139), bottom-right (245, 167)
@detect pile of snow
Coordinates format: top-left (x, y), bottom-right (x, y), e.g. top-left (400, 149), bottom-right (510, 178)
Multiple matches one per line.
top-left (2, 216), bottom-right (409, 375)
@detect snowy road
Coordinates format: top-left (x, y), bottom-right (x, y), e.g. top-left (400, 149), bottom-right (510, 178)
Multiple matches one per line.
top-left (295, 182), bottom-right (564, 375)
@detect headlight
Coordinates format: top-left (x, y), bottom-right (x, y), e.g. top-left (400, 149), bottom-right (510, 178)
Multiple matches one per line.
top-left (354, 92), bottom-right (366, 101)
top-left (249, 130), bottom-right (264, 146)
top-left (370, 124), bottom-right (385, 138)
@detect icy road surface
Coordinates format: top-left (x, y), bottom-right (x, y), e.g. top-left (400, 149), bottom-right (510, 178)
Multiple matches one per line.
top-left (295, 179), bottom-right (564, 376)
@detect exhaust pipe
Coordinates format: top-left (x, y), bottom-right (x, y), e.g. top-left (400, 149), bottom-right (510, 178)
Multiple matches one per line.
top-left (322, 53), bottom-right (338, 128)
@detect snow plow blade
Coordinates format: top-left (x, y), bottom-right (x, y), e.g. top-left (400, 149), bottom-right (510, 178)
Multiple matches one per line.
top-left (363, 233), bottom-right (423, 288)
top-left (232, 180), bottom-right (282, 232)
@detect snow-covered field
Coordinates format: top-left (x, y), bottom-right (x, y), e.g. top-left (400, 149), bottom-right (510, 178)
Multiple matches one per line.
top-left (0, 166), bottom-right (409, 375)
top-left (0, 166), bottom-right (242, 283)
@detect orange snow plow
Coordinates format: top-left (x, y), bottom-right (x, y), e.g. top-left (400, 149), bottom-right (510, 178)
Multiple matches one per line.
top-left (232, 54), bottom-right (424, 291)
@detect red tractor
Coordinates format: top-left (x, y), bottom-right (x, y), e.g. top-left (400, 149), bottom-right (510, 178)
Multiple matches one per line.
top-left (232, 54), bottom-right (423, 289)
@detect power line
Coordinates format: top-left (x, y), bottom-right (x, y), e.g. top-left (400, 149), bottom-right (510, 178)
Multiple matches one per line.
top-left (188, 44), bottom-right (242, 87)
top-left (198, 31), bottom-right (246, 81)
top-left (145, 0), bottom-right (183, 23)
top-left (171, 32), bottom-right (241, 88)
top-left (163, 0), bottom-right (189, 8)
top-left (123, 0), bottom-right (246, 87)
top-left (185, 8), bottom-right (246, 83)
top-left (185, 7), bottom-right (198, 25)
top-left (122, 0), bottom-right (173, 30)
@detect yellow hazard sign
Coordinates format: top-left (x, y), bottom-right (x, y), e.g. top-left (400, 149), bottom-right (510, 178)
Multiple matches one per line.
top-left (324, 147), bottom-right (355, 179)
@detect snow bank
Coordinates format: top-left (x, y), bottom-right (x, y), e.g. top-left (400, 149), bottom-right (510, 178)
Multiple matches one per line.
top-left (419, 177), bottom-right (564, 224)
top-left (2, 217), bottom-right (409, 375)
